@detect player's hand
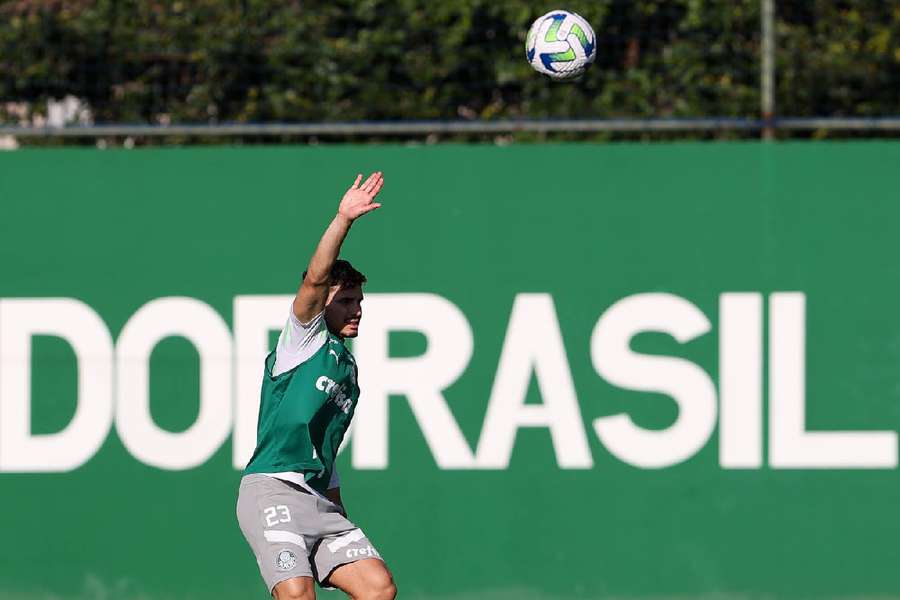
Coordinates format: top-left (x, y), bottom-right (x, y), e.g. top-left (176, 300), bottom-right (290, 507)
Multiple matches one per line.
top-left (338, 172), bottom-right (384, 222)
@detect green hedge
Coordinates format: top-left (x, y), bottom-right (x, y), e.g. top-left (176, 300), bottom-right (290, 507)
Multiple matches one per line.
top-left (0, 1), bottom-right (897, 137)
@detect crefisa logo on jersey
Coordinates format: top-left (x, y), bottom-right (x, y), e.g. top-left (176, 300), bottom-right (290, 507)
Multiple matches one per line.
top-left (276, 549), bottom-right (296, 571)
top-left (316, 375), bottom-right (352, 414)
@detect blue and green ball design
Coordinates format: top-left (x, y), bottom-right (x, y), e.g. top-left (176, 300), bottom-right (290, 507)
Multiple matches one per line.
top-left (525, 10), bottom-right (596, 80)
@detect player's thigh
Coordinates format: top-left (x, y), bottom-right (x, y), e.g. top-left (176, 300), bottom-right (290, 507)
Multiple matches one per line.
top-left (236, 475), bottom-right (317, 591)
top-left (326, 558), bottom-right (396, 599)
top-left (273, 576), bottom-right (316, 600)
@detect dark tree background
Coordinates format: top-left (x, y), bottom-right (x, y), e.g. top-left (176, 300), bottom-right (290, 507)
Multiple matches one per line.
top-left (0, 0), bottom-right (897, 142)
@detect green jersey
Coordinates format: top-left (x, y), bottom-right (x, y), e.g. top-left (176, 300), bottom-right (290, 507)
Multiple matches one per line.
top-left (243, 313), bottom-right (359, 495)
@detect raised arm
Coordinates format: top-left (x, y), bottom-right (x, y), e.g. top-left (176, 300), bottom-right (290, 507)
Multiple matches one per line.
top-left (293, 172), bottom-right (384, 323)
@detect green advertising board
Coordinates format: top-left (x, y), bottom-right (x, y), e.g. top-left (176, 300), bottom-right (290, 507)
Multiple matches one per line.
top-left (1, 142), bottom-right (899, 600)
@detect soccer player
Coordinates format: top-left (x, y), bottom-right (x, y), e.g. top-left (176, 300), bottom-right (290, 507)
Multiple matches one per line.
top-left (237, 172), bottom-right (396, 600)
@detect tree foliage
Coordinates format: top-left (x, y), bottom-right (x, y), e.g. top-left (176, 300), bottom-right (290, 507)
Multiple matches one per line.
top-left (0, 0), bottom-right (896, 138)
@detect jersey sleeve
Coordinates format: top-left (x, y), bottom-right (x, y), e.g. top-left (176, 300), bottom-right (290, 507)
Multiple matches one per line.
top-left (271, 308), bottom-right (329, 377)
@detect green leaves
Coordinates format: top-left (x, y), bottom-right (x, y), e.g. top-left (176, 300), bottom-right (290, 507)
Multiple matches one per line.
top-left (0, 0), bottom-right (895, 139)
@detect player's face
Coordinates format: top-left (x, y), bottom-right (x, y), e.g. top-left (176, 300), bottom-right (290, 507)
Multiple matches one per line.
top-left (325, 285), bottom-right (364, 338)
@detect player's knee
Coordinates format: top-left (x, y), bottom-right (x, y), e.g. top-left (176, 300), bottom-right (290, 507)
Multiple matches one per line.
top-left (383, 580), bottom-right (398, 600)
top-left (365, 571), bottom-right (396, 600)
top-left (273, 577), bottom-right (316, 600)
top-left (376, 579), bottom-right (397, 600)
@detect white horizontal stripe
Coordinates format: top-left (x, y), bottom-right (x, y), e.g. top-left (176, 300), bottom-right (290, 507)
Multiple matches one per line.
top-left (264, 530), bottom-right (307, 551)
top-left (327, 529), bottom-right (364, 553)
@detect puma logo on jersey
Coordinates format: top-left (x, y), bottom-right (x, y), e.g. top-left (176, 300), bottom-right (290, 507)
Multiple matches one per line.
top-left (327, 339), bottom-right (357, 366)
top-left (315, 375), bottom-right (352, 414)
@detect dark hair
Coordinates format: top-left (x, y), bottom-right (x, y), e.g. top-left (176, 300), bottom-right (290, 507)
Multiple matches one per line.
top-left (303, 259), bottom-right (367, 289)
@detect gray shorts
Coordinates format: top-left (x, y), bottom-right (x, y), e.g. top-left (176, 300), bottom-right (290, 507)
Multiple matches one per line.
top-left (236, 474), bottom-right (383, 592)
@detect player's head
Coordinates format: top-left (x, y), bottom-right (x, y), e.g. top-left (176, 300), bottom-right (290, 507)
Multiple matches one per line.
top-left (305, 259), bottom-right (367, 338)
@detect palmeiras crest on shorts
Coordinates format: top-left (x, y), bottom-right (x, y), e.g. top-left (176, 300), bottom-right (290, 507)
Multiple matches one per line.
top-left (276, 549), bottom-right (297, 571)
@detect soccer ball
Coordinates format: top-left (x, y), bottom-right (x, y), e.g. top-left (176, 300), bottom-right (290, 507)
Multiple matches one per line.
top-left (525, 10), bottom-right (596, 80)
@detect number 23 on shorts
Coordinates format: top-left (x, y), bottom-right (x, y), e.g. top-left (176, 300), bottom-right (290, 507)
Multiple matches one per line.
top-left (263, 504), bottom-right (291, 527)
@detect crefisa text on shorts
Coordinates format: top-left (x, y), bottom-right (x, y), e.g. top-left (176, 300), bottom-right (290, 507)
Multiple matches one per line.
top-left (0, 292), bottom-right (895, 473)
